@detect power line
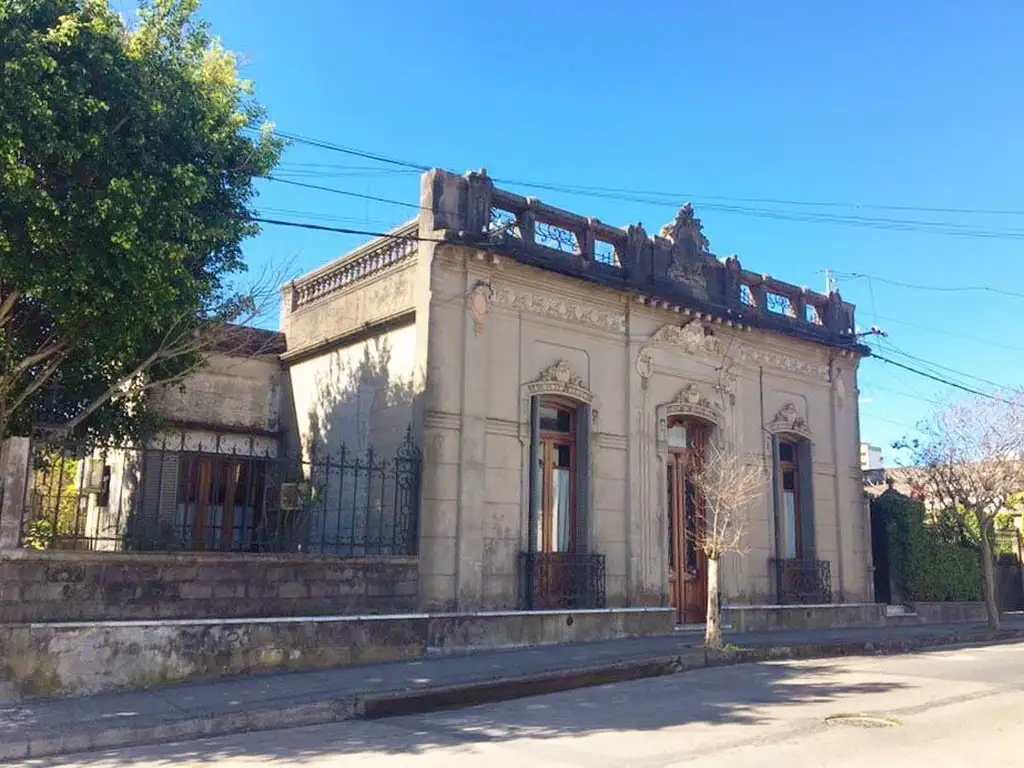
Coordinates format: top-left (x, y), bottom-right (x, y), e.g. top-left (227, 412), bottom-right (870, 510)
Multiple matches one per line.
top-left (261, 175), bottom-right (428, 212)
top-left (252, 217), bottom-right (437, 242)
top-left (257, 127), bottom-right (1024, 235)
top-left (863, 383), bottom-right (945, 407)
top-left (259, 206), bottom-right (400, 228)
top-left (870, 312), bottom-right (1024, 354)
top-left (254, 127), bottom-right (430, 172)
top-left (859, 412), bottom-right (924, 431)
top-left (878, 342), bottom-right (1007, 390)
top-left (833, 271), bottom-right (1024, 300)
top-left (251, 211), bottom-right (1014, 405)
top-left (490, 177), bottom-right (1024, 219)
top-left (276, 161), bottom-right (419, 173)
top-left (870, 354), bottom-right (1005, 401)
top-left (485, 177), bottom-right (1024, 238)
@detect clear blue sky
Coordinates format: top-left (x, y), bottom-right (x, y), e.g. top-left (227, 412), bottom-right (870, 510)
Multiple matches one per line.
top-left (117, 1), bottom-right (1024, 459)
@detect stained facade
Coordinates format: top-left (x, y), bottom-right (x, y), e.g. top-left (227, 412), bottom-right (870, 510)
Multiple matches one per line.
top-left (279, 168), bottom-right (872, 620)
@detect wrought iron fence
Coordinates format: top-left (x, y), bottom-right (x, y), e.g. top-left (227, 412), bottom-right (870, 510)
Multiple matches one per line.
top-left (19, 428), bottom-right (422, 557)
top-left (774, 558), bottom-right (833, 605)
top-left (520, 551), bottom-right (606, 610)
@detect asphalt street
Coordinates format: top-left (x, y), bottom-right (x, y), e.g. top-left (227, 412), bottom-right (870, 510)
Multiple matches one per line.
top-left (16, 640), bottom-right (1024, 768)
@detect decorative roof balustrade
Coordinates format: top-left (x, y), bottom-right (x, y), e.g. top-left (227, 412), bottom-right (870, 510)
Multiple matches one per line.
top-left (288, 221), bottom-right (418, 310)
top-left (421, 168), bottom-right (857, 346)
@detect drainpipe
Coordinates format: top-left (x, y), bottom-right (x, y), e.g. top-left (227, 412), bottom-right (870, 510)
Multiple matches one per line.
top-left (829, 353), bottom-right (846, 602)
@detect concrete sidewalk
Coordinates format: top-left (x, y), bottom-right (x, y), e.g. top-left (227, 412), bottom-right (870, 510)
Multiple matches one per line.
top-left (2, 617), bottom-right (1023, 762)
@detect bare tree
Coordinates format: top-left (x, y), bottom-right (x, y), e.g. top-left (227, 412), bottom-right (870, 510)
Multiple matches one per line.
top-left (1, 263), bottom-right (290, 442)
top-left (691, 438), bottom-right (767, 648)
top-left (898, 392), bottom-right (1024, 630)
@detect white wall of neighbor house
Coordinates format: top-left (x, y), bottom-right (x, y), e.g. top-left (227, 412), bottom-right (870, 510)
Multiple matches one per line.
top-left (417, 242), bottom-right (870, 613)
top-left (285, 324), bottom-right (420, 555)
top-left (149, 352), bottom-right (283, 433)
top-left (287, 322), bottom-right (419, 460)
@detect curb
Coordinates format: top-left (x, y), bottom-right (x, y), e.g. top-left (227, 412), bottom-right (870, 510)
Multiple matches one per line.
top-left (3, 628), bottom-right (1022, 762)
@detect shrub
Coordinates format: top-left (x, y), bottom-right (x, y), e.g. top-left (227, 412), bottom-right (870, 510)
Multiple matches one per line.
top-left (871, 489), bottom-right (982, 603)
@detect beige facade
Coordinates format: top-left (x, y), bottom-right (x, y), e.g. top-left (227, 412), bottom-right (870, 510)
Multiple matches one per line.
top-left (279, 168), bottom-right (872, 618)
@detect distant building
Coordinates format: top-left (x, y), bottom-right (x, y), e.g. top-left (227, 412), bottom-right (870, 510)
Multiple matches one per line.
top-left (860, 443), bottom-right (883, 471)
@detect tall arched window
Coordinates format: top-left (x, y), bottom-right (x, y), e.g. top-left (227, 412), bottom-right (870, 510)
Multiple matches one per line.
top-left (532, 399), bottom-right (578, 553)
top-left (772, 434), bottom-right (815, 563)
top-left (778, 437), bottom-right (803, 560)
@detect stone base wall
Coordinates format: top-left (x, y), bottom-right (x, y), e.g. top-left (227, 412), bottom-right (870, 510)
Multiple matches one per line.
top-left (0, 616), bottom-right (427, 700)
top-left (0, 608), bottom-right (673, 701)
top-left (723, 601), bottom-right (993, 633)
top-left (911, 601), bottom-right (987, 624)
top-left (427, 608), bottom-right (674, 653)
top-left (723, 603), bottom-right (887, 634)
top-left (0, 551), bottom-right (419, 622)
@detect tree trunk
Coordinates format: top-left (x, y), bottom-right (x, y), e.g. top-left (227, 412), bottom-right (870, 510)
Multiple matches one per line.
top-left (705, 555), bottom-right (722, 648)
top-left (979, 529), bottom-right (1000, 630)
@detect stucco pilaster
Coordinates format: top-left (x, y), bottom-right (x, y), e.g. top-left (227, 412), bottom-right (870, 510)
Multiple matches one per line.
top-left (454, 268), bottom-right (490, 610)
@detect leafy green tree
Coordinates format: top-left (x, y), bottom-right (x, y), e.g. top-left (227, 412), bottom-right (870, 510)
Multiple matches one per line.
top-left (0, 0), bottom-right (283, 442)
top-left (23, 450), bottom-right (81, 549)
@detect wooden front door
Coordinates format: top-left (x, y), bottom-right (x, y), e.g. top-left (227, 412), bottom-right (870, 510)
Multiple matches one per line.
top-left (666, 420), bottom-right (709, 624)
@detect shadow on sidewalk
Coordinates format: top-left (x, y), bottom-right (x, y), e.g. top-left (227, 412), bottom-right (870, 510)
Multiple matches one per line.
top-left (37, 657), bottom-right (911, 765)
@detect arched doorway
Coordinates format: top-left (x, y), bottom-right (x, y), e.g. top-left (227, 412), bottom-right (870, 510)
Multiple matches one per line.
top-left (666, 416), bottom-right (712, 624)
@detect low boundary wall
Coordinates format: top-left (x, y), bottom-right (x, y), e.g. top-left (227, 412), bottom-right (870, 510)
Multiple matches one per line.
top-left (0, 608), bottom-right (674, 701)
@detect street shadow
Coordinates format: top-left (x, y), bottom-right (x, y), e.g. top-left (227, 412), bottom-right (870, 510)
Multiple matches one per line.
top-left (32, 657), bottom-right (913, 766)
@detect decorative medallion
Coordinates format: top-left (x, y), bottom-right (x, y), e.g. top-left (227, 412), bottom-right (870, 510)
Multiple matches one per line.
top-left (466, 281), bottom-right (492, 336)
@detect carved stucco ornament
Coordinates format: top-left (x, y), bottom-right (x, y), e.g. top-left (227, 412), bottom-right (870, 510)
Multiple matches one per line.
top-left (656, 383), bottom-right (721, 443)
top-left (832, 365), bottom-right (846, 408)
top-left (660, 203), bottom-right (710, 291)
top-left (636, 321), bottom-right (720, 389)
top-left (519, 360), bottom-right (595, 445)
top-left (526, 360), bottom-right (593, 403)
top-left (466, 281), bottom-right (492, 336)
top-left (667, 383), bottom-right (720, 421)
top-left (767, 402), bottom-right (812, 440)
top-left (490, 286), bottom-right (626, 333)
top-left (635, 321), bottom-right (830, 383)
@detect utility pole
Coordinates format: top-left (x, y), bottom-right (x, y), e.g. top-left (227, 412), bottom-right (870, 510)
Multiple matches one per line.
top-left (825, 268), bottom-right (837, 295)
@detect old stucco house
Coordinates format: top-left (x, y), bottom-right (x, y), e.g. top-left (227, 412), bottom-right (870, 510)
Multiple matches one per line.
top-left (3, 168), bottom-right (871, 632)
top-left (278, 168), bottom-right (872, 623)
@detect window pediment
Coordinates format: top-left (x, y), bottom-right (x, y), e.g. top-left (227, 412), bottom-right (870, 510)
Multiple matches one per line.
top-left (526, 360), bottom-right (593, 404)
top-left (767, 402), bottom-right (812, 441)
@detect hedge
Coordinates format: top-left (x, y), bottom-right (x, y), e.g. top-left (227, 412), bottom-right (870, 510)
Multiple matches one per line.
top-left (871, 489), bottom-right (982, 603)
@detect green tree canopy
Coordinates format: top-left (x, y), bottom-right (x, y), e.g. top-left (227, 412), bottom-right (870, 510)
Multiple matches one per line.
top-left (0, 0), bottom-right (282, 442)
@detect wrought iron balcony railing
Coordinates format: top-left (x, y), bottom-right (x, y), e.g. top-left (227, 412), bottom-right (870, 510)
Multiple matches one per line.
top-left (774, 558), bottom-right (833, 605)
top-left (520, 551), bottom-right (606, 611)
